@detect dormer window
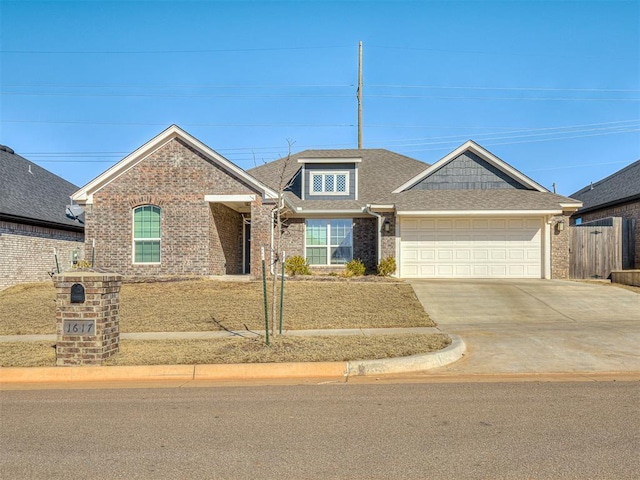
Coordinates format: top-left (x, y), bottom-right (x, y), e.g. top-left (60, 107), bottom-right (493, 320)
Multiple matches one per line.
top-left (310, 172), bottom-right (349, 196)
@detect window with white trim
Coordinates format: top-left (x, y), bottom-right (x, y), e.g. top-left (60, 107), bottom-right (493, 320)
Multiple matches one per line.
top-left (305, 219), bottom-right (353, 265)
top-left (309, 172), bottom-right (349, 195)
top-left (133, 205), bottom-right (161, 263)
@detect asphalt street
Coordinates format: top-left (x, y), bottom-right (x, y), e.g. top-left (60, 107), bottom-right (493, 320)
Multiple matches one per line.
top-left (1, 381), bottom-right (639, 479)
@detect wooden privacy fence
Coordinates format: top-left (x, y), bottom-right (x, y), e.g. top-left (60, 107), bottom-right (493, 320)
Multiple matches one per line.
top-left (570, 217), bottom-right (635, 279)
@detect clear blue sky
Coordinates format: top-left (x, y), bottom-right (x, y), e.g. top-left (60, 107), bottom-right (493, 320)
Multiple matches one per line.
top-left (1, 0), bottom-right (638, 196)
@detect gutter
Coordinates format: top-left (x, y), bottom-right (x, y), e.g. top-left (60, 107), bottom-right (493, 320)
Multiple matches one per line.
top-left (0, 213), bottom-right (84, 233)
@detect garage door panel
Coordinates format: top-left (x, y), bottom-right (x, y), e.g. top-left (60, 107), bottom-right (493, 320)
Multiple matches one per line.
top-left (400, 216), bottom-right (542, 278)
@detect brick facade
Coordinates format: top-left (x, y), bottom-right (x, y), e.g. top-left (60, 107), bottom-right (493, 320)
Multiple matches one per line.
top-left (550, 214), bottom-right (571, 279)
top-left (249, 198), bottom-right (275, 277)
top-left (54, 271), bottom-right (121, 366)
top-left (276, 216), bottom-right (378, 273)
top-left (0, 220), bottom-right (84, 290)
top-left (575, 200), bottom-right (640, 269)
top-left (84, 138), bottom-right (269, 277)
top-left (379, 212), bottom-right (397, 266)
top-left (353, 217), bottom-right (377, 271)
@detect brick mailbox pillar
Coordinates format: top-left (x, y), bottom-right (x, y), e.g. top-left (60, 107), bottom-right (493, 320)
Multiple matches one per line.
top-left (53, 271), bottom-right (122, 366)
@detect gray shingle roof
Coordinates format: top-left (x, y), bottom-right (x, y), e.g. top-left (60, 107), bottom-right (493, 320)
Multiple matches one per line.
top-left (0, 145), bottom-right (83, 230)
top-left (249, 148), bottom-right (429, 209)
top-left (570, 159), bottom-right (640, 213)
top-left (249, 147), bottom-right (580, 213)
top-left (389, 189), bottom-right (579, 212)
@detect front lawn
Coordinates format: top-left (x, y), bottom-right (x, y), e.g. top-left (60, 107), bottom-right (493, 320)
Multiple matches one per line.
top-left (0, 334), bottom-right (450, 367)
top-left (0, 279), bottom-right (434, 335)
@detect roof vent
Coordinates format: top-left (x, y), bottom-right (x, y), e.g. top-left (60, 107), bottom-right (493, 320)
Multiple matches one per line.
top-left (0, 145), bottom-right (15, 154)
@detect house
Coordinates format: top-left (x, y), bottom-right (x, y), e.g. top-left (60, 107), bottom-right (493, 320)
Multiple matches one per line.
top-left (570, 159), bottom-right (640, 268)
top-left (71, 125), bottom-right (581, 279)
top-left (0, 145), bottom-right (85, 290)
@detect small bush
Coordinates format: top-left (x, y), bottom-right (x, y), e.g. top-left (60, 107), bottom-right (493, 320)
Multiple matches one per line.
top-left (284, 255), bottom-right (311, 276)
top-left (377, 256), bottom-right (397, 277)
top-left (345, 258), bottom-right (366, 277)
top-left (73, 259), bottom-right (92, 269)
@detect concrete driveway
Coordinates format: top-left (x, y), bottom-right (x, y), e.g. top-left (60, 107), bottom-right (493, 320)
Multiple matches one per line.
top-left (409, 279), bottom-right (640, 374)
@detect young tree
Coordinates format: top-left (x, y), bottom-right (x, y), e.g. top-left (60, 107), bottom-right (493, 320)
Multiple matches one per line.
top-left (268, 140), bottom-right (297, 336)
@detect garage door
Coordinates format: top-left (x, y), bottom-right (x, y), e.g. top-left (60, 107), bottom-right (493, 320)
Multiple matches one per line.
top-left (400, 217), bottom-right (542, 278)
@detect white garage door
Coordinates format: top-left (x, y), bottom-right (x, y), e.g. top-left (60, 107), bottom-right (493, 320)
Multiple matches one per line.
top-left (400, 217), bottom-right (542, 278)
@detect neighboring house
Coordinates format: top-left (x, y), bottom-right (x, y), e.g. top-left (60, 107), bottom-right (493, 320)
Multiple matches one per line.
top-left (570, 159), bottom-right (640, 268)
top-left (71, 125), bottom-right (581, 280)
top-left (0, 145), bottom-right (85, 290)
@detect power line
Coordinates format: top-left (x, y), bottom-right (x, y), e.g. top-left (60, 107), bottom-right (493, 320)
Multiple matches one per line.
top-left (1, 83), bottom-right (354, 89)
top-left (368, 84), bottom-right (640, 93)
top-left (0, 46), bottom-right (352, 54)
top-left (380, 124), bottom-right (640, 148)
top-left (23, 127), bottom-right (640, 163)
top-left (376, 119), bottom-right (640, 145)
top-left (398, 128), bottom-right (640, 154)
top-left (3, 120), bottom-right (354, 128)
top-left (3, 83), bottom-right (636, 93)
top-left (368, 94), bottom-right (639, 102)
top-left (3, 91), bottom-right (636, 102)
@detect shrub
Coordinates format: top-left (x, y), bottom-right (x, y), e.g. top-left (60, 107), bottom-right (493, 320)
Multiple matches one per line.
top-left (284, 255), bottom-right (311, 276)
top-left (377, 256), bottom-right (396, 277)
top-left (345, 258), bottom-right (366, 277)
top-left (73, 259), bottom-right (92, 269)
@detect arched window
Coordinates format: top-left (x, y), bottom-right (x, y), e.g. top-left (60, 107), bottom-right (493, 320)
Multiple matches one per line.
top-left (133, 205), bottom-right (161, 263)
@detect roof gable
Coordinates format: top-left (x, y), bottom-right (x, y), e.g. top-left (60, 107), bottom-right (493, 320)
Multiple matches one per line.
top-left (72, 125), bottom-right (277, 204)
top-left (393, 140), bottom-right (548, 193)
top-left (571, 159), bottom-right (640, 212)
top-left (0, 145), bottom-right (82, 230)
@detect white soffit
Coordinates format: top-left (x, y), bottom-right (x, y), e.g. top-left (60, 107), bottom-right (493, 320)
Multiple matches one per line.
top-left (396, 210), bottom-right (562, 216)
top-left (297, 158), bottom-right (362, 164)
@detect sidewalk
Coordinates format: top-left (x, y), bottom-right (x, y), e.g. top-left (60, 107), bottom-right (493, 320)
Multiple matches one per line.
top-left (0, 327), bottom-right (441, 343)
top-left (0, 327), bottom-right (465, 385)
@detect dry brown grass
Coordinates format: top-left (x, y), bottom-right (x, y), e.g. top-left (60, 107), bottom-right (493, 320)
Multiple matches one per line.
top-left (0, 341), bottom-right (56, 367)
top-left (0, 283), bottom-right (57, 335)
top-left (0, 279), bottom-right (433, 335)
top-left (0, 334), bottom-right (450, 367)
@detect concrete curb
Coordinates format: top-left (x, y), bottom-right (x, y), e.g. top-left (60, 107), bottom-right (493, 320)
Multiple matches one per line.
top-left (346, 335), bottom-right (466, 376)
top-left (0, 336), bottom-right (466, 385)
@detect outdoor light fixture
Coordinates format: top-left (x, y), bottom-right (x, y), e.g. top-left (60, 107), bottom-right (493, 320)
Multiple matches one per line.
top-left (383, 219), bottom-right (391, 233)
top-left (556, 221), bottom-right (565, 232)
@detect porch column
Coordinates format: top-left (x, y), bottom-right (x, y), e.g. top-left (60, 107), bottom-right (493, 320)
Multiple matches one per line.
top-left (250, 197), bottom-right (273, 279)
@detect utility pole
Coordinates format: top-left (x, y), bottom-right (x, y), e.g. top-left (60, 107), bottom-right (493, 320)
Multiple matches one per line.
top-left (357, 41), bottom-right (363, 149)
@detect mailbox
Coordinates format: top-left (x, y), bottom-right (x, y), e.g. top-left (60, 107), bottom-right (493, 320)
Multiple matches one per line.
top-left (70, 283), bottom-right (85, 303)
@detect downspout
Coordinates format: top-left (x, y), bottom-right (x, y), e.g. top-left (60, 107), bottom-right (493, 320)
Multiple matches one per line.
top-left (364, 205), bottom-right (383, 264)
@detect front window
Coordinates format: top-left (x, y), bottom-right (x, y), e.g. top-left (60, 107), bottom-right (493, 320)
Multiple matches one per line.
top-left (309, 172), bottom-right (349, 195)
top-left (306, 219), bottom-right (353, 265)
top-left (133, 205), bottom-right (161, 263)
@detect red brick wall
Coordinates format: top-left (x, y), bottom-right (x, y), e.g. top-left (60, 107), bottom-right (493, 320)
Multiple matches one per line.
top-left (575, 200), bottom-right (640, 269)
top-left (85, 138), bottom-right (262, 276)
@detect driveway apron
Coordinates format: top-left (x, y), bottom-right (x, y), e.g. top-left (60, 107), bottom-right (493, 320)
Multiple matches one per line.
top-left (409, 279), bottom-right (640, 374)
